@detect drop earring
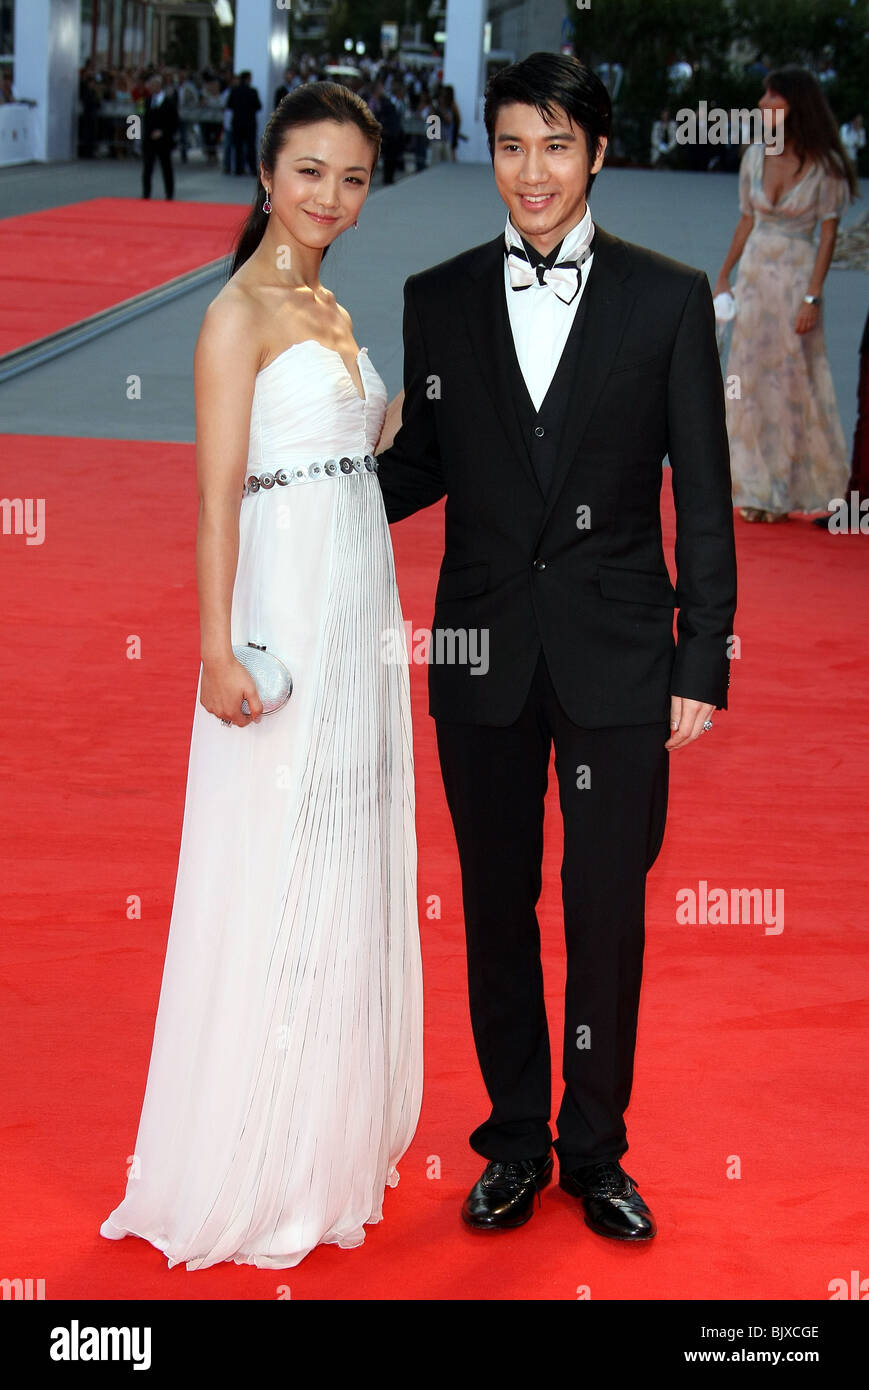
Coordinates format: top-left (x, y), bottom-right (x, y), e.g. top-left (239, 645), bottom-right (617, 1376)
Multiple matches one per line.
top-left (353, 218), bottom-right (359, 230)
top-left (263, 188), bottom-right (271, 213)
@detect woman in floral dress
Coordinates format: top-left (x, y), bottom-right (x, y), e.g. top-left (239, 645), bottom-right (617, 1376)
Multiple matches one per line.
top-left (714, 67), bottom-right (858, 523)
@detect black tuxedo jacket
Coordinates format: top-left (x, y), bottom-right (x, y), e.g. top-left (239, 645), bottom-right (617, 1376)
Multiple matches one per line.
top-left (143, 93), bottom-right (179, 144)
top-left (375, 224), bottom-right (737, 728)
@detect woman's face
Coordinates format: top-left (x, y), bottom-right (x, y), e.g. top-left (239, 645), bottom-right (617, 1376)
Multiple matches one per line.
top-left (760, 87), bottom-right (789, 122)
top-left (262, 120), bottom-right (376, 250)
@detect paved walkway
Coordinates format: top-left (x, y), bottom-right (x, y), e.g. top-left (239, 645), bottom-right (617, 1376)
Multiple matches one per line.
top-left (0, 156), bottom-right (866, 443)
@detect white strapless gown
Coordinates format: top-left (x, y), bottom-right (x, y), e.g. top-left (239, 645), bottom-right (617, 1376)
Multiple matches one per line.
top-left (100, 340), bottom-right (423, 1270)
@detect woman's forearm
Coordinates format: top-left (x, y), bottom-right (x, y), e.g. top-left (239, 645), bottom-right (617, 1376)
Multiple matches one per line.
top-left (196, 498), bottom-right (240, 664)
top-left (718, 213), bottom-right (754, 280)
top-left (376, 389), bottom-right (405, 453)
top-left (807, 221), bottom-right (838, 297)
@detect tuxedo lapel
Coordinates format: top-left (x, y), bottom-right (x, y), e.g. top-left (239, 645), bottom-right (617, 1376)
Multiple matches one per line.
top-left (534, 226), bottom-right (635, 539)
top-left (462, 237), bottom-right (544, 500)
top-left (461, 227), bottom-right (636, 525)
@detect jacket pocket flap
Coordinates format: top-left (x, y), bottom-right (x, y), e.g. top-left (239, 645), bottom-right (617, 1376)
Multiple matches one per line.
top-left (435, 561), bottom-right (489, 601)
top-left (597, 565), bottom-right (677, 606)
top-left (608, 343), bottom-right (668, 375)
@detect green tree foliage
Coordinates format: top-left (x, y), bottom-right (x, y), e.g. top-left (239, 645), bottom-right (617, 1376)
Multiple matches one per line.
top-left (564, 0), bottom-right (869, 164)
top-left (327, 0), bottom-right (438, 56)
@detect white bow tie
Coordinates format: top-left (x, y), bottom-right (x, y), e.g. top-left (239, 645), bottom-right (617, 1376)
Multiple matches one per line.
top-left (506, 232), bottom-right (594, 304)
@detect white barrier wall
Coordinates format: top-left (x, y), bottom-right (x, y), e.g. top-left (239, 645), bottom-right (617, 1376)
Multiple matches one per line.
top-left (0, 103), bottom-right (38, 165)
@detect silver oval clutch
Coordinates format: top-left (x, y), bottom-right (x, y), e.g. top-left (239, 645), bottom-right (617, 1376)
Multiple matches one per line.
top-left (232, 642), bottom-right (293, 716)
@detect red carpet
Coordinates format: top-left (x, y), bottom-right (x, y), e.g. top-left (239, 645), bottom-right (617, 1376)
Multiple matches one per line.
top-left (1, 433), bottom-right (867, 1300)
top-left (0, 199), bottom-right (247, 355)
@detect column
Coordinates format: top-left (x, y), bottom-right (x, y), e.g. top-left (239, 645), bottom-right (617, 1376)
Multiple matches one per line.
top-left (198, 16), bottom-right (210, 72)
top-left (443, 0), bottom-right (488, 163)
top-left (13, 0), bottom-right (80, 161)
top-left (233, 0), bottom-right (290, 140)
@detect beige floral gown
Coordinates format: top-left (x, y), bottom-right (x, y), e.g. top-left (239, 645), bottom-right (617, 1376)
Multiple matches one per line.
top-left (723, 141), bottom-right (851, 513)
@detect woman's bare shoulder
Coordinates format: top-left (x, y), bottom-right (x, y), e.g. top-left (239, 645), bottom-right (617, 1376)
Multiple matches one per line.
top-left (334, 296), bottom-right (354, 331)
top-left (200, 277), bottom-right (259, 339)
top-left (196, 278), bottom-right (264, 368)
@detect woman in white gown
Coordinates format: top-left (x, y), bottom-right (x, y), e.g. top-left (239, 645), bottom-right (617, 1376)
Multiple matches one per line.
top-left (100, 83), bottom-right (423, 1270)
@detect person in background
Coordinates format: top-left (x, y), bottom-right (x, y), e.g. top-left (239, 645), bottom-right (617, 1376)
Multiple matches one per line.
top-left (141, 72), bottom-right (178, 200)
top-left (650, 106), bottom-right (677, 166)
top-left (176, 67), bottom-right (200, 164)
top-left (427, 84), bottom-right (453, 165)
top-left (200, 75), bottom-right (223, 164)
top-left (130, 68), bottom-right (147, 104)
top-left (228, 70), bottom-right (262, 177)
top-left (715, 66), bottom-right (857, 523)
top-left (274, 66), bottom-right (300, 108)
top-left (408, 86), bottom-right (429, 172)
top-left (371, 79), bottom-right (403, 184)
top-left (221, 73), bottom-right (237, 174)
top-left (443, 84), bottom-right (461, 160)
top-left (392, 81), bottom-right (408, 173)
top-left (839, 113), bottom-right (865, 171)
top-left (78, 65), bottom-right (100, 157)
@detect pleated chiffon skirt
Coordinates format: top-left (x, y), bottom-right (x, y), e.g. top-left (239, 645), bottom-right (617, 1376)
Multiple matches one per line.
top-left (101, 418), bottom-right (423, 1269)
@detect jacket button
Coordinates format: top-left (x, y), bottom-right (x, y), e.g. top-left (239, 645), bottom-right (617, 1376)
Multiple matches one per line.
top-left (533, 557), bottom-right (546, 570)
top-left (534, 426), bottom-right (545, 437)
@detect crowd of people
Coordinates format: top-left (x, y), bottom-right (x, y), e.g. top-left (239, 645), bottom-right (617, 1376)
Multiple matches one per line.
top-left (650, 100), bottom-right (866, 175)
top-left (77, 51), bottom-right (463, 186)
top-left (74, 50), bottom-right (866, 528)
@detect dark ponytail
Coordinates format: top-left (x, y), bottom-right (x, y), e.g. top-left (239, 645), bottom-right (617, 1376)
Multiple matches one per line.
top-left (229, 82), bottom-right (382, 278)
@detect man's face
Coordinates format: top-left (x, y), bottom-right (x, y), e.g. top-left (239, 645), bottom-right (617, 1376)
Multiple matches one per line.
top-left (492, 101), bottom-right (606, 256)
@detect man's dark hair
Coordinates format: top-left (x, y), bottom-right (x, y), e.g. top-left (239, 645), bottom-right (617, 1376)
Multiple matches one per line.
top-left (484, 51), bottom-right (611, 194)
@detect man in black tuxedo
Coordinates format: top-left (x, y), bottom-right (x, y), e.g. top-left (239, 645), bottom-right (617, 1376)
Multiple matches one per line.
top-left (376, 52), bottom-right (737, 1240)
top-left (141, 74), bottom-right (178, 200)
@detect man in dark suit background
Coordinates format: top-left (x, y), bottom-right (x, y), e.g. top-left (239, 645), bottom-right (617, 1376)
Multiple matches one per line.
top-left (375, 52), bottom-right (737, 1241)
top-left (228, 70), bottom-right (262, 177)
top-left (141, 73), bottom-right (178, 200)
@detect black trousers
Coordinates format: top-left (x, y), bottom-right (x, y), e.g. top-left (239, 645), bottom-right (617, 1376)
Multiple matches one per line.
top-left (435, 647), bottom-right (670, 1169)
top-left (381, 134), bottom-right (403, 184)
top-left (142, 140), bottom-right (174, 199)
top-left (233, 127), bottom-right (257, 176)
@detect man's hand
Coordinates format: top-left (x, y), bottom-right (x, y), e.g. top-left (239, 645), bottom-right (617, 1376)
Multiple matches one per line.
top-left (666, 695), bottom-right (716, 750)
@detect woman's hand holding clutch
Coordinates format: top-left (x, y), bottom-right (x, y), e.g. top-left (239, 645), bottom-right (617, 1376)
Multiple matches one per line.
top-left (200, 653), bottom-right (264, 727)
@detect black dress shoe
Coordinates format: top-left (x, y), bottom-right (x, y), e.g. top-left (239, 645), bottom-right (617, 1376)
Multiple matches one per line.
top-left (559, 1160), bottom-right (656, 1240)
top-left (462, 1154), bottom-right (553, 1230)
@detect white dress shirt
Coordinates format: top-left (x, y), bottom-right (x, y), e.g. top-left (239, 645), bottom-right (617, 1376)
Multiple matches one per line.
top-left (503, 204), bottom-right (595, 411)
